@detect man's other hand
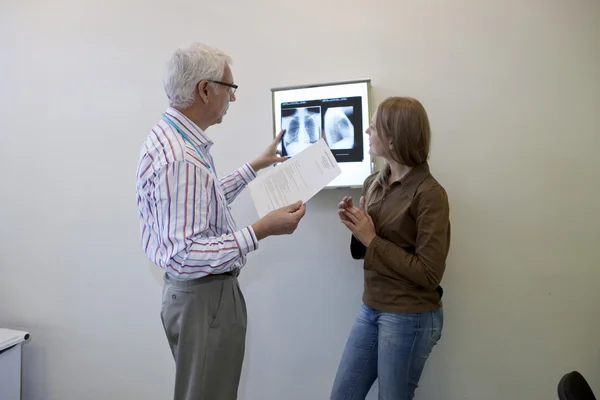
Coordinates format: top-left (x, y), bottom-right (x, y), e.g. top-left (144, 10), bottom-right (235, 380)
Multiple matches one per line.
top-left (250, 129), bottom-right (288, 171)
top-left (252, 200), bottom-right (306, 240)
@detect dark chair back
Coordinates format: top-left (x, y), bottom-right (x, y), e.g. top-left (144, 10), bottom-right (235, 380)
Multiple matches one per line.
top-left (558, 371), bottom-right (597, 400)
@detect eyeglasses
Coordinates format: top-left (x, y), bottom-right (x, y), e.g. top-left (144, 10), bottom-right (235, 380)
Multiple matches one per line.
top-left (207, 80), bottom-right (238, 95)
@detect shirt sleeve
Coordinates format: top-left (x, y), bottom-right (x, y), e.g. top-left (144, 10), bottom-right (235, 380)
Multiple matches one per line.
top-left (155, 161), bottom-right (258, 279)
top-left (218, 163), bottom-right (256, 204)
top-left (364, 185), bottom-right (450, 289)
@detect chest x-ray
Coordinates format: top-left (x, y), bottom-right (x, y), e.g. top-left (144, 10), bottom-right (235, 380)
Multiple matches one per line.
top-left (271, 79), bottom-right (371, 188)
top-left (281, 106), bottom-right (322, 157)
top-left (324, 106), bottom-right (355, 150)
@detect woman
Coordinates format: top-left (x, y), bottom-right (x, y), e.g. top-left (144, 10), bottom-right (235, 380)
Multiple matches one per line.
top-left (330, 97), bottom-right (451, 400)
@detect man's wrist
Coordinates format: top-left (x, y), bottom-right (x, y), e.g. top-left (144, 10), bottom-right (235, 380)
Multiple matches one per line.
top-left (251, 219), bottom-right (270, 240)
top-left (250, 159), bottom-right (265, 172)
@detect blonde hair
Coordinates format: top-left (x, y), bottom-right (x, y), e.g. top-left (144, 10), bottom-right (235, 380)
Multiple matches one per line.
top-left (365, 97), bottom-right (431, 210)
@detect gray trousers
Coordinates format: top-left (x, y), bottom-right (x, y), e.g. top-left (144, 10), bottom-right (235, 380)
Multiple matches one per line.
top-left (161, 271), bottom-right (247, 400)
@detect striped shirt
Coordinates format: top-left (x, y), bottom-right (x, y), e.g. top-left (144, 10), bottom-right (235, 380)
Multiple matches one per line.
top-left (135, 107), bottom-right (259, 280)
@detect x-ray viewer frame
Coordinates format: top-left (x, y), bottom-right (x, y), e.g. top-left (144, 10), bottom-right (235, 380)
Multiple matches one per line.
top-left (271, 78), bottom-right (374, 189)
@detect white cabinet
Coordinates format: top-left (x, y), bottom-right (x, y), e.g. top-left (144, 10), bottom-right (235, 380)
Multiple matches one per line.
top-left (0, 329), bottom-right (30, 400)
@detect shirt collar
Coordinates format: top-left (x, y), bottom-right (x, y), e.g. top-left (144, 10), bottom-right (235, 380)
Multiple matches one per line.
top-left (394, 162), bottom-right (431, 190)
top-left (164, 107), bottom-right (213, 150)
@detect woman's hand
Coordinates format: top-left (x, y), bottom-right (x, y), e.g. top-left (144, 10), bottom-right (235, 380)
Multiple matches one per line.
top-left (341, 196), bottom-right (377, 247)
top-left (337, 196), bottom-right (354, 223)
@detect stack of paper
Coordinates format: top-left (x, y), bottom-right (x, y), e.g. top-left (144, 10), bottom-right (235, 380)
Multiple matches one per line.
top-left (248, 138), bottom-right (341, 218)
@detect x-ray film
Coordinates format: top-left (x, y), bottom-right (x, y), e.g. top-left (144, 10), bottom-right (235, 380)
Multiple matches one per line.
top-left (281, 106), bottom-right (322, 157)
top-left (271, 79), bottom-right (372, 188)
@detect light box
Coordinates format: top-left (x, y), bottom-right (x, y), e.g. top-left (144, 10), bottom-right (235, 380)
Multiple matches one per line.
top-left (271, 79), bottom-right (374, 189)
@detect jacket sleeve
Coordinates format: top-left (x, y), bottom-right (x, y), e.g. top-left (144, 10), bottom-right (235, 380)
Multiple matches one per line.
top-left (349, 174), bottom-right (376, 259)
top-left (363, 185), bottom-right (450, 290)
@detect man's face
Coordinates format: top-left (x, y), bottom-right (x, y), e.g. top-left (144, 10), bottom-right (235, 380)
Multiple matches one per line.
top-left (209, 64), bottom-right (236, 126)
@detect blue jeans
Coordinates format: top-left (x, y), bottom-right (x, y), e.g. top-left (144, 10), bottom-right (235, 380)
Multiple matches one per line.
top-left (330, 304), bottom-right (443, 400)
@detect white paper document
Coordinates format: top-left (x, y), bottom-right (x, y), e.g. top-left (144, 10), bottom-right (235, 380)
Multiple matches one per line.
top-left (248, 138), bottom-right (341, 217)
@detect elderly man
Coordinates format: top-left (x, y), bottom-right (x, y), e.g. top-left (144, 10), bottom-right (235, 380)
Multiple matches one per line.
top-left (135, 42), bottom-right (306, 400)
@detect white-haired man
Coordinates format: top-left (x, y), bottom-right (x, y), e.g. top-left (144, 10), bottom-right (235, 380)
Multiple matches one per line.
top-left (135, 42), bottom-right (306, 400)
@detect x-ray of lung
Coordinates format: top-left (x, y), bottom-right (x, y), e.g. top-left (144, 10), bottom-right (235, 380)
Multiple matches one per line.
top-left (278, 95), bottom-right (363, 163)
top-left (281, 106), bottom-right (322, 157)
top-left (324, 107), bottom-right (355, 150)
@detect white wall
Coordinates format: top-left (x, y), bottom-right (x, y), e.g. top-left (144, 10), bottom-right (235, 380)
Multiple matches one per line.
top-left (1, 0), bottom-right (599, 399)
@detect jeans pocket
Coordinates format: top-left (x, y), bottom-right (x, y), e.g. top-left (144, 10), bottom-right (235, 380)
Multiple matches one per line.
top-left (430, 309), bottom-right (444, 343)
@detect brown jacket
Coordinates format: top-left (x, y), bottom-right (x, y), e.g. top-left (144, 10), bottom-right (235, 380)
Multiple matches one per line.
top-left (350, 162), bottom-right (451, 313)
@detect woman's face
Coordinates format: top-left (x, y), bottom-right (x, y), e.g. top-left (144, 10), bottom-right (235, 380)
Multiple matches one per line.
top-left (366, 112), bottom-right (386, 157)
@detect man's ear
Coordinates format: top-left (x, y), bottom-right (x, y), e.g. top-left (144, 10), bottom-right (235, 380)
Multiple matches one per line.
top-left (197, 80), bottom-right (210, 103)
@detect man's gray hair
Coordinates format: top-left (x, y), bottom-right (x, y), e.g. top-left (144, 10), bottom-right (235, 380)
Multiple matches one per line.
top-left (163, 42), bottom-right (232, 108)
